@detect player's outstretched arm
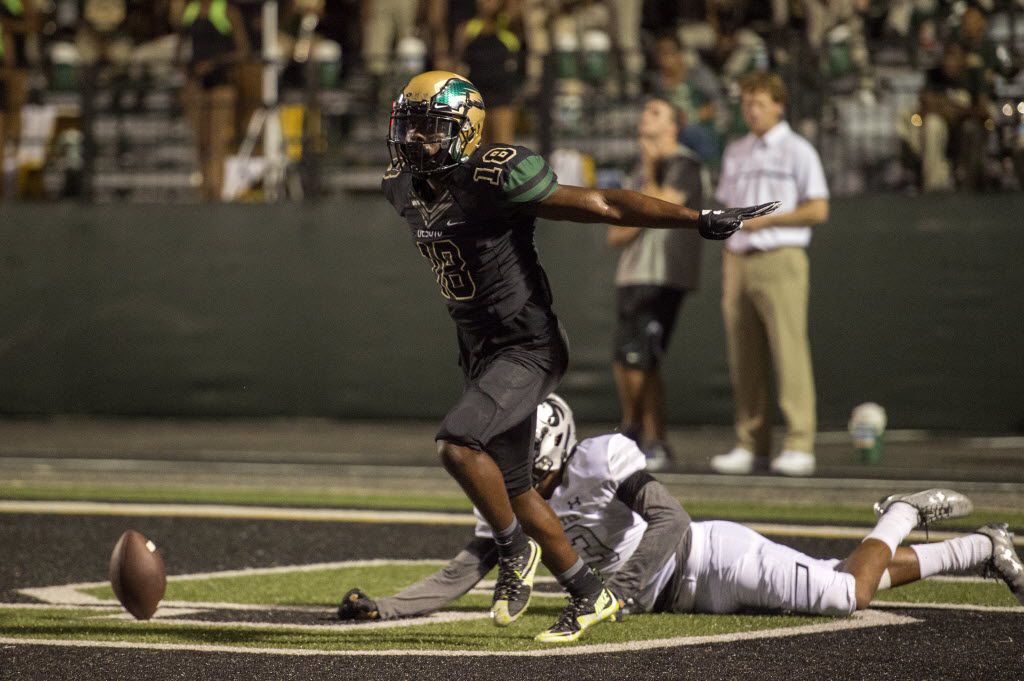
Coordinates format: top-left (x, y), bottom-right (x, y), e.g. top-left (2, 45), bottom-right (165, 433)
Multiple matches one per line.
top-left (530, 185), bottom-right (780, 241)
top-left (341, 537), bottom-right (499, 621)
top-left (605, 473), bottom-right (692, 614)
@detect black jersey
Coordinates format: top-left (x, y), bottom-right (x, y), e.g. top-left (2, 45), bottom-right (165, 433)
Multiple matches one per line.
top-left (382, 144), bottom-right (560, 336)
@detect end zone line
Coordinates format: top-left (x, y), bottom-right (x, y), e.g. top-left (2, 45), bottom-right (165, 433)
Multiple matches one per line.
top-left (0, 500), bottom-right (477, 525)
top-left (2, 500), bottom-right (1019, 546)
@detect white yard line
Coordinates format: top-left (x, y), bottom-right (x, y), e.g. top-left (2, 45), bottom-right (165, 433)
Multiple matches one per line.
top-left (0, 609), bottom-right (919, 657)
top-left (17, 558), bottom-right (450, 605)
top-left (93, 609), bottom-right (491, 630)
top-left (871, 601), bottom-right (1023, 613)
top-left (0, 500), bottom-right (476, 525)
top-left (3, 500), bottom-right (1021, 546)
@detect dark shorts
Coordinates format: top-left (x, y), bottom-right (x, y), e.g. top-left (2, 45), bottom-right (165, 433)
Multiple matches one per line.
top-left (614, 285), bottom-right (686, 371)
top-left (436, 302), bottom-right (569, 497)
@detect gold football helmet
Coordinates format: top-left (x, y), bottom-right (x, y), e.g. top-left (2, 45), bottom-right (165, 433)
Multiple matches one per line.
top-left (387, 71), bottom-right (486, 175)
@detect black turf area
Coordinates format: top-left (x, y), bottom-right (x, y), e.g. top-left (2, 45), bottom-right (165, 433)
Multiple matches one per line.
top-left (1, 514), bottom-right (1021, 681)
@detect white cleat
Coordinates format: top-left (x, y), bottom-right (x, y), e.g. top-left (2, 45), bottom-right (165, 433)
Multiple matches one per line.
top-left (873, 488), bottom-right (973, 526)
top-left (710, 447), bottom-right (754, 475)
top-left (977, 523), bottom-right (1024, 606)
top-left (770, 450), bottom-right (816, 477)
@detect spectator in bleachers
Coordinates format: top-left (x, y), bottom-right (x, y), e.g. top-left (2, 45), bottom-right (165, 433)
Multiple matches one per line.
top-left (608, 97), bottom-right (703, 472)
top-left (651, 31), bottom-right (722, 162)
top-left (704, 9), bottom-right (766, 87)
top-left (425, 0), bottom-right (471, 71)
top-left (361, 0), bottom-right (417, 79)
top-left (451, 0), bottom-right (523, 144)
top-left (0, 0), bottom-right (36, 198)
top-left (176, 0), bottom-right (250, 201)
top-left (608, 0), bottom-right (645, 95)
top-left (907, 41), bottom-right (987, 191)
top-left (958, 3), bottom-right (1019, 100)
top-left (0, 14), bottom-right (8, 198)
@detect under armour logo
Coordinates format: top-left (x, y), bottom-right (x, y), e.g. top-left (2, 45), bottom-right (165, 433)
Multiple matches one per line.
top-left (568, 497), bottom-right (581, 510)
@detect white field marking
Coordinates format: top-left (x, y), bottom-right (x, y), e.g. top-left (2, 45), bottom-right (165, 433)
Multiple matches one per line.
top-left (90, 609), bottom-right (491, 630)
top-left (16, 559), bottom-right (450, 606)
top-left (0, 609), bottom-right (918, 657)
top-left (4, 500), bottom-right (1021, 547)
top-left (871, 601), bottom-right (1023, 613)
top-left (927, 575), bottom-right (999, 584)
top-left (0, 500), bottom-right (477, 525)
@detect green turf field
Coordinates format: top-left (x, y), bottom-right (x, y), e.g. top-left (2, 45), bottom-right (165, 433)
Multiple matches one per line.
top-left (0, 605), bottom-right (828, 652)
top-left (2, 562), bottom-right (1016, 653)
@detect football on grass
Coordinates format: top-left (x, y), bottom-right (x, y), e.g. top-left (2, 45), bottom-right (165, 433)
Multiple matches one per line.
top-left (109, 530), bottom-right (166, 620)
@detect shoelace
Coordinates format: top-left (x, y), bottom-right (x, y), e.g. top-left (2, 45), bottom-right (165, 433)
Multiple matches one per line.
top-left (493, 553), bottom-right (528, 601)
top-left (551, 594), bottom-right (591, 632)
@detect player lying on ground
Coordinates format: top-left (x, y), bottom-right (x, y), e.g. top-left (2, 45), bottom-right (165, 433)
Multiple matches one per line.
top-left (381, 70), bottom-right (778, 642)
top-left (340, 395), bottom-right (1024, 625)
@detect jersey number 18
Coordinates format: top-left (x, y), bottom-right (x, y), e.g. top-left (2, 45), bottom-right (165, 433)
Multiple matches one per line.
top-left (417, 240), bottom-right (477, 301)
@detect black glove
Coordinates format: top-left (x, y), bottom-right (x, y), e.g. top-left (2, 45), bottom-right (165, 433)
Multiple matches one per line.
top-left (697, 201), bottom-right (780, 240)
top-left (338, 587), bottom-right (380, 621)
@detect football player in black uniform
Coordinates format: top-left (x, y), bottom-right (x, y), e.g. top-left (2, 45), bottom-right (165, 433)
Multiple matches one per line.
top-left (382, 70), bottom-right (777, 643)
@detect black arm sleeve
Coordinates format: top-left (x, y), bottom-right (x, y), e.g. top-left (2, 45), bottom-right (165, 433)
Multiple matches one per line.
top-left (607, 474), bottom-right (691, 612)
top-left (374, 536), bottom-right (499, 620)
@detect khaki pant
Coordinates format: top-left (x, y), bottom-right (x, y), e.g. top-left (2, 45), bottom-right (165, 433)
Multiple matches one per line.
top-left (722, 248), bottom-right (816, 456)
top-left (362, 0), bottom-right (417, 76)
top-left (183, 81), bottom-right (237, 202)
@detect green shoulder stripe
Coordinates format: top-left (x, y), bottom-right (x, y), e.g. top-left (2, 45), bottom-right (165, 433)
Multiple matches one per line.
top-left (502, 156), bottom-right (547, 193)
top-left (504, 157), bottom-right (557, 203)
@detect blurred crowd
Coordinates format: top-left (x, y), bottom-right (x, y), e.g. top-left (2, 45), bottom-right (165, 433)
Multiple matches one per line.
top-left (0, 0), bottom-right (1022, 201)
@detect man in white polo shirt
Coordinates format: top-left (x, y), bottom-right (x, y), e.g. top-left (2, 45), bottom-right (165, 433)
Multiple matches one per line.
top-left (710, 72), bottom-right (829, 477)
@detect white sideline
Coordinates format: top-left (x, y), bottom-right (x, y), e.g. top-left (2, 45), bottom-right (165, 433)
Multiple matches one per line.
top-left (2, 500), bottom-right (1020, 546)
top-left (0, 609), bottom-right (919, 657)
top-left (871, 601), bottom-right (1023, 613)
top-left (0, 500), bottom-right (477, 525)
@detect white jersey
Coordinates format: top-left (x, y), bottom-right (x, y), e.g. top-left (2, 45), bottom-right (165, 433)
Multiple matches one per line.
top-left (474, 434), bottom-right (677, 605)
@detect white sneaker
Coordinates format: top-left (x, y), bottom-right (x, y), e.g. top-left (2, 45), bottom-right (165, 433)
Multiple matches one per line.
top-left (710, 447), bottom-right (754, 475)
top-left (771, 450), bottom-right (816, 477)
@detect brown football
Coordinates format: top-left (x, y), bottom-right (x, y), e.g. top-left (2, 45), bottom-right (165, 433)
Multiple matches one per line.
top-left (109, 530), bottom-right (166, 620)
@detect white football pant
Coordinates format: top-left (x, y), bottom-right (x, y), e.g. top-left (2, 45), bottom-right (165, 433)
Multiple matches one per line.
top-left (686, 521), bottom-right (857, 616)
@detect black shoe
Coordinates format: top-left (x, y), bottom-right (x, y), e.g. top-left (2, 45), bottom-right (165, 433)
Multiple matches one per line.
top-left (535, 587), bottom-right (619, 642)
top-left (490, 537), bottom-right (541, 626)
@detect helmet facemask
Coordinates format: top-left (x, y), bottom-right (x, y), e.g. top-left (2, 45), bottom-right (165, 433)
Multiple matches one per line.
top-left (387, 76), bottom-right (484, 176)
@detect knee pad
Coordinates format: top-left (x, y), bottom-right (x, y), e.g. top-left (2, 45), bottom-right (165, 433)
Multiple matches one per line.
top-left (437, 390), bottom-right (497, 452)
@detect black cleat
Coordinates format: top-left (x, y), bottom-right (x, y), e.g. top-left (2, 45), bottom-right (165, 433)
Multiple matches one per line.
top-left (490, 537), bottom-right (541, 627)
top-left (535, 587), bottom-right (619, 643)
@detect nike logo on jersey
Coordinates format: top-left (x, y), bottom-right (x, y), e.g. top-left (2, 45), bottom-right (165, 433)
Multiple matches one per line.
top-left (446, 219), bottom-right (465, 227)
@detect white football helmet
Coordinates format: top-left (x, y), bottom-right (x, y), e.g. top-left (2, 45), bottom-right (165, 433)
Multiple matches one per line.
top-left (533, 394), bottom-right (577, 476)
